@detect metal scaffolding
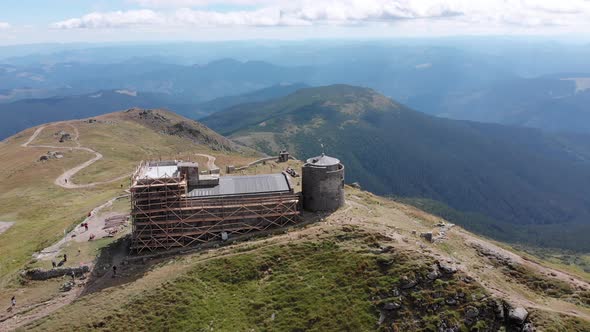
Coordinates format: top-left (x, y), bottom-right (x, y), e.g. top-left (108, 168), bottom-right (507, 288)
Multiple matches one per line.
top-left (130, 162), bottom-right (301, 254)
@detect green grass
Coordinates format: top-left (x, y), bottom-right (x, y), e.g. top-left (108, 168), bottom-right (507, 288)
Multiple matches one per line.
top-left (32, 233), bottom-right (508, 331)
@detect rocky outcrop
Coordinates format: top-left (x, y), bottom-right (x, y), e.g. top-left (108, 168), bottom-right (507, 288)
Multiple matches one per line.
top-left (383, 302), bottom-right (401, 310)
top-left (438, 261), bottom-right (458, 274)
top-left (472, 243), bottom-right (515, 267)
top-left (420, 232), bottom-right (433, 243)
top-left (506, 304), bottom-right (529, 325)
top-left (21, 266), bottom-right (90, 281)
top-left (427, 264), bottom-right (441, 280)
top-left (399, 276), bottom-right (417, 289)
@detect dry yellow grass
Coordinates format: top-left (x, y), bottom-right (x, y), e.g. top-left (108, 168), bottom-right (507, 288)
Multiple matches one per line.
top-left (0, 109), bottom-right (258, 288)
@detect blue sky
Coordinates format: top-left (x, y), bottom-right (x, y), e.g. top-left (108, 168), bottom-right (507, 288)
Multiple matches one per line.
top-left (1, 0), bottom-right (590, 45)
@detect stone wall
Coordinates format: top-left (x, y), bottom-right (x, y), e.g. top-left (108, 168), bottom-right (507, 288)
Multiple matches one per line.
top-left (21, 266), bottom-right (90, 281)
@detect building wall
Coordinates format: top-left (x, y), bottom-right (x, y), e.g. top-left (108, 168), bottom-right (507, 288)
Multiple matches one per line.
top-left (130, 183), bottom-right (300, 253)
top-left (302, 163), bottom-right (345, 212)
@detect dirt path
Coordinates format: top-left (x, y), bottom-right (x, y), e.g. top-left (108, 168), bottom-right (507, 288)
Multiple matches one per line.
top-left (22, 124), bottom-right (130, 189)
top-left (194, 153), bottom-right (219, 171)
top-left (3, 124), bottom-right (134, 330)
top-left (0, 285), bottom-right (83, 331)
top-left (3, 194), bottom-right (129, 330)
top-left (34, 194), bottom-right (129, 261)
top-left (0, 221), bottom-right (15, 235)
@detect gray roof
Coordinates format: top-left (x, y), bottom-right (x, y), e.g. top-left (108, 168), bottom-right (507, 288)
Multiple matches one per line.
top-left (306, 153), bottom-right (340, 166)
top-left (188, 173), bottom-right (291, 198)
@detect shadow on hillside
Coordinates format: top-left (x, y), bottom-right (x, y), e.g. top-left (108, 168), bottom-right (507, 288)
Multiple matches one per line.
top-left (81, 236), bottom-right (156, 296)
top-left (80, 211), bottom-right (329, 295)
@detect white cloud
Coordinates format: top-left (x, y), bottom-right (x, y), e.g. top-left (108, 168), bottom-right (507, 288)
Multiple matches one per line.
top-left (51, 10), bottom-right (163, 29)
top-left (0, 22), bottom-right (11, 29)
top-left (131, 0), bottom-right (276, 7)
top-left (51, 0), bottom-right (590, 32)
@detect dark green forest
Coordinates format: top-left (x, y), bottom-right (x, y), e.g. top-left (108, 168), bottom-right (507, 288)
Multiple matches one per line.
top-left (203, 85), bottom-right (590, 251)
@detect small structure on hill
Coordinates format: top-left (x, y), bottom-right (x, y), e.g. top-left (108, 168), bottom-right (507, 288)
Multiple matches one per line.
top-left (55, 130), bottom-right (72, 143)
top-left (39, 151), bottom-right (64, 162)
top-left (302, 154), bottom-right (345, 212)
top-left (130, 160), bottom-right (300, 253)
top-left (278, 150), bottom-right (290, 163)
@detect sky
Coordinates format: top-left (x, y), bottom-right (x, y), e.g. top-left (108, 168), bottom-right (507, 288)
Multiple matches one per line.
top-left (1, 0), bottom-right (590, 45)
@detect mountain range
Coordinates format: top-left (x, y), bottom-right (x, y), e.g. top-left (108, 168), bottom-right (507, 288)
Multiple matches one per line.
top-left (202, 85), bottom-right (590, 251)
top-left (0, 83), bottom-right (308, 140)
top-left (3, 50), bottom-right (589, 136)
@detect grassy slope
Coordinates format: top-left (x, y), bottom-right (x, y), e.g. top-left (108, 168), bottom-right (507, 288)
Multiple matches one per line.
top-left (0, 109), bottom-right (253, 286)
top-left (35, 241), bottom-right (493, 331)
top-left (28, 187), bottom-right (590, 331)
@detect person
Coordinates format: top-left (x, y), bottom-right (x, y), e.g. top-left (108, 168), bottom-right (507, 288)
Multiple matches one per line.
top-left (71, 271), bottom-right (75, 281)
top-left (112, 265), bottom-right (117, 278)
top-left (84, 223), bottom-right (88, 232)
top-left (11, 296), bottom-right (15, 308)
top-left (63, 253), bottom-right (67, 262)
top-left (51, 261), bottom-right (56, 268)
top-left (65, 179), bottom-right (67, 183)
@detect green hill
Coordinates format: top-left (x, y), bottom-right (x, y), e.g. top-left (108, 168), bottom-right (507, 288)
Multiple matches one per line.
top-left (202, 85), bottom-right (590, 251)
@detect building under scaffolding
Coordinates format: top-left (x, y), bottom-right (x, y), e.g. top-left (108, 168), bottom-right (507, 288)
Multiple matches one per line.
top-left (130, 160), bottom-right (300, 253)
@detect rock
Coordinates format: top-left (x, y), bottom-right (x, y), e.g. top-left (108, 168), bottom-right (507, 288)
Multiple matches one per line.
top-left (438, 261), bottom-right (458, 274)
top-left (522, 322), bottom-right (535, 332)
top-left (427, 265), bottom-right (441, 280)
top-left (445, 298), bottom-right (457, 306)
top-left (400, 276), bottom-right (417, 289)
top-left (380, 246), bottom-right (394, 253)
top-left (464, 306), bottom-right (479, 319)
top-left (350, 182), bottom-right (362, 189)
top-left (377, 311), bottom-right (386, 325)
top-left (383, 302), bottom-right (401, 310)
top-left (21, 266), bottom-right (90, 281)
top-left (60, 281), bottom-right (74, 292)
top-left (420, 232), bottom-right (434, 242)
top-left (391, 288), bottom-right (400, 297)
top-left (494, 300), bottom-right (504, 320)
top-left (507, 305), bottom-right (528, 325)
top-left (460, 276), bottom-right (474, 283)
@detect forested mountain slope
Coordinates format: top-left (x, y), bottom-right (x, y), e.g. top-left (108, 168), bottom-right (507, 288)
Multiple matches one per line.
top-left (203, 85), bottom-right (590, 251)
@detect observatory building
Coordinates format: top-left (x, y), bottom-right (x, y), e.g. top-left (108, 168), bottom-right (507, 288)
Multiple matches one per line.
top-left (130, 160), bottom-right (300, 253)
top-left (302, 154), bottom-right (345, 212)
top-left (129, 152), bottom-right (346, 254)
